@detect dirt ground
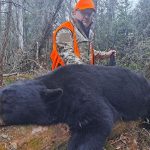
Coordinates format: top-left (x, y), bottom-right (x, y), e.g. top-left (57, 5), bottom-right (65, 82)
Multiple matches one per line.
top-left (0, 121), bottom-right (149, 150)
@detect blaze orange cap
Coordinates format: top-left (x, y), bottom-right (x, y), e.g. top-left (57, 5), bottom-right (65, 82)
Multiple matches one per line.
top-left (74, 0), bottom-right (95, 11)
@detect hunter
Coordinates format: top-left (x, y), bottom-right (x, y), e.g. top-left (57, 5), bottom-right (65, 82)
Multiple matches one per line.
top-left (50, 0), bottom-right (116, 70)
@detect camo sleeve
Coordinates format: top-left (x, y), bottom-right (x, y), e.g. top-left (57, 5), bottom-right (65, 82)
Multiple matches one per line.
top-left (56, 29), bottom-right (84, 64)
top-left (94, 49), bottom-right (108, 60)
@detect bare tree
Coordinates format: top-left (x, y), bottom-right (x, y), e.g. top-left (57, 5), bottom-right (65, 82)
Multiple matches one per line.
top-left (38, 0), bottom-right (64, 54)
top-left (17, 0), bottom-right (24, 50)
top-left (0, 0), bottom-right (12, 86)
top-left (0, 0), bottom-right (1, 35)
top-left (0, 0), bottom-right (2, 86)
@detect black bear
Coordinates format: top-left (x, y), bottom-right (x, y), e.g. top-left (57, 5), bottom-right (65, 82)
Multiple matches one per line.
top-left (0, 64), bottom-right (150, 150)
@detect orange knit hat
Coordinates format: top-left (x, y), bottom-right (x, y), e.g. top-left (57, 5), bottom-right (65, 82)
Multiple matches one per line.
top-left (74, 0), bottom-right (95, 11)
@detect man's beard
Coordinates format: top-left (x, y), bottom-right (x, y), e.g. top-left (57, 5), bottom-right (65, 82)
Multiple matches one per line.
top-left (77, 20), bottom-right (93, 37)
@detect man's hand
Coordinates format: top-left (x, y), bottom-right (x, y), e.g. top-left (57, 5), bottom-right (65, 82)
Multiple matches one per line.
top-left (108, 50), bottom-right (116, 66)
top-left (105, 50), bottom-right (116, 58)
top-left (94, 49), bottom-right (116, 60)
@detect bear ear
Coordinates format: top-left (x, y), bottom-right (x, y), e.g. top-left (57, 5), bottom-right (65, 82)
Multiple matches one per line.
top-left (41, 88), bottom-right (63, 103)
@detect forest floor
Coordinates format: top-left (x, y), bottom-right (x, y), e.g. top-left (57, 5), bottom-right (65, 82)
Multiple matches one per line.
top-left (0, 74), bottom-right (150, 150)
top-left (0, 121), bottom-right (149, 150)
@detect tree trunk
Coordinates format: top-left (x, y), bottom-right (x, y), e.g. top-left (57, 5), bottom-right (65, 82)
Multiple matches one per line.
top-left (17, 0), bottom-right (24, 50)
top-left (0, 0), bottom-right (3, 86)
top-left (0, 0), bottom-right (1, 35)
top-left (0, 0), bottom-right (12, 86)
top-left (106, 0), bottom-right (117, 48)
top-left (38, 0), bottom-right (64, 53)
top-left (0, 0), bottom-right (2, 86)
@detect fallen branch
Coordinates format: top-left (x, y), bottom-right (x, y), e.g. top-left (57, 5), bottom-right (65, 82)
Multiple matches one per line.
top-left (3, 71), bottom-right (32, 77)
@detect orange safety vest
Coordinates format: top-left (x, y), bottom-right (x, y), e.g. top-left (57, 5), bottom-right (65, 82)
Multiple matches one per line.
top-left (50, 21), bottom-right (94, 71)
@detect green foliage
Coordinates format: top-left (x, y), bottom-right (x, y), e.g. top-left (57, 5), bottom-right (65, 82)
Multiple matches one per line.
top-left (95, 0), bottom-right (133, 51)
top-left (94, 0), bottom-right (150, 74)
top-left (105, 143), bottom-right (116, 150)
top-left (133, 0), bottom-right (150, 38)
top-left (52, 141), bottom-right (67, 150)
top-left (117, 38), bottom-right (150, 75)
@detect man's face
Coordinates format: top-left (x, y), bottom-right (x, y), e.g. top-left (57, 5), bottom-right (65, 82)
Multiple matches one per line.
top-left (74, 9), bottom-right (95, 28)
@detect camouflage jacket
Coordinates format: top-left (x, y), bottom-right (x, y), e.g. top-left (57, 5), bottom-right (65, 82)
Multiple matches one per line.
top-left (56, 20), bottom-right (100, 64)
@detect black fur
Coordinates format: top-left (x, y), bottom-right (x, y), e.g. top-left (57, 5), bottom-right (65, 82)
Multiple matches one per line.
top-left (0, 64), bottom-right (150, 150)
